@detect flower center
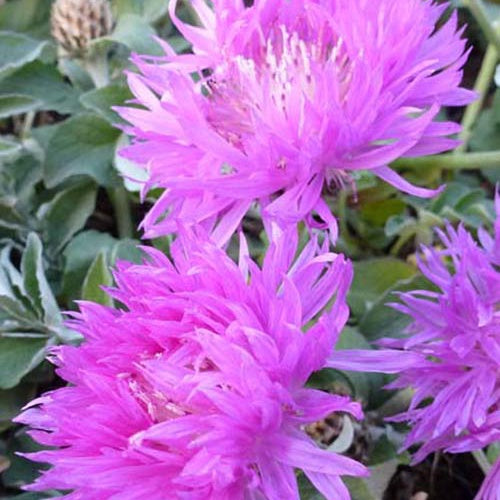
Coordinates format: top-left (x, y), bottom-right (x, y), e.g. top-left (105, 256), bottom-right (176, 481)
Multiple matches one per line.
top-left (205, 23), bottom-right (352, 155)
top-left (128, 374), bottom-right (189, 422)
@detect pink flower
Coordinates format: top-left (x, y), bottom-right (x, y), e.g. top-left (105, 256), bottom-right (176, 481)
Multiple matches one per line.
top-left (380, 214), bottom-right (500, 499)
top-left (17, 227), bottom-right (368, 499)
top-left (476, 458), bottom-right (500, 500)
top-left (117, 0), bottom-right (474, 244)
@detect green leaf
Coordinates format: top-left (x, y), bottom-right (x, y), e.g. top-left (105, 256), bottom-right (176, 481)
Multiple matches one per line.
top-left (482, 0), bottom-right (500, 19)
top-left (168, 35), bottom-right (191, 54)
top-left (0, 296), bottom-right (34, 323)
top-left (368, 434), bottom-right (398, 466)
top-left (60, 232), bottom-right (141, 306)
top-left (2, 153), bottom-right (43, 203)
top-left (0, 94), bottom-right (41, 118)
top-left (0, 32), bottom-right (48, 78)
top-left (0, 337), bottom-right (46, 389)
top-left (360, 198), bottom-right (406, 227)
top-left (298, 474), bottom-right (325, 499)
top-left (81, 252), bottom-right (114, 306)
top-left (359, 275), bottom-right (434, 341)
top-left (38, 182), bottom-right (97, 253)
top-left (0, 246), bottom-right (24, 289)
top-left (335, 327), bottom-right (391, 409)
top-left (311, 327), bottom-right (391, 409)
top-left (345, 458), bottom-right (407, 500)
top-left (0, 201), bottom-right (25, 231)
top-left (44, 113), bottom-right (121, 188)
top-left (60, 230), bottom-right (116, 305)
top-left (3, 430), bottom-right (45, 489)
top-left (57, 57), bottom-right (95, 91)
top-left (20, 233), bottom-right (46, 315)
top-left (109, 238), bottom-right (143, 264)
top-left (21, 233), bottom-right (61, 327)
top-left (361, 460), bottom-right (400, 499)
top-left (0, 0), bottom-right (53, 38)
top-left (0, 137), bottom-right (21, 160)
top-left (470, 90), bottom-right (500, 183)
top-left (0, 383), bottom-right (36, 430)
top-left (0, 248), bottom-right (24, 297)
top-left (487, 442), bottom-right (500, 464)
top-left (0, 265), bottom-right (14, 297)
top-left (343, 477), bottom-right (377, 500)
top-left (385, 214), bottom-right (417, 238)
top-left (430, 181), bottom-right (471, 213)
top-left (114, 133), bottom-right (148, 192)
top-left (142, 0), bottom-right (171, 22)
top-left (103, 13), bottom-right (162, 55)
top-left (112, 0), bottom-right (170, 23)
top-left (31, 122), bottom-right (62, 152)
top-left (6, 494), bottom-right (52, 500)
top-left (0, 61), bottom-right (82, 114)
top-left (22, 359), bottom-right (54, 384)
top-left (80, 83), bottom-right (133, 123)
top-left (112, 0), bottom-right (143, 16)
top-left (348, 258), bottom-right (416, 319)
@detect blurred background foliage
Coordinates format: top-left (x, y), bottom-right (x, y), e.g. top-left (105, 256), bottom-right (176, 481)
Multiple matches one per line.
top-left (0, 0), bottom-right (498, 499)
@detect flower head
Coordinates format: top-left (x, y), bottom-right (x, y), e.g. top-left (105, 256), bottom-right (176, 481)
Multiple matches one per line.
top-left (381, 207), bottom-right (500, 497)
top-left (117, 0), bottom-right (473, 243)
top-left (476, 458), bottom-right (500, 500)
top-left (51, 0), bottom-right (114, 56)
top-left (17, 227), bottom-right (368, 499)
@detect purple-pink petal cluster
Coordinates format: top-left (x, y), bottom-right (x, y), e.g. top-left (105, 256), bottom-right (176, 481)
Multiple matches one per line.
top-left (477, 459), bottom-right (500, 500)
top-left (117, 0), bottom-right (473, 243)
top-left (17, 228), bottom-right (368, 499)
top-left (381, 207), bottom-right (500, 498)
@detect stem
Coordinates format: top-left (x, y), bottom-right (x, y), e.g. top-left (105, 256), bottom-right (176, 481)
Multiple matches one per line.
top-left (465, 0), bottom-right (500, 53)
top-left (336, 189), bottom-right (358, 250)
top-left (337, 190), bottom-right (350, 240)
top-left (457, 41), bottom-right (499, 152)
top-left (393, 151), bottom-right (500, 170)
top-left (107, 186), bottom-right (135, 239)
top-left (82, 52), bottom-right (135, 239)
top-left (430, 451), bottom-right (441, 497)
top-left (21, 110), bottom-right (36, 139)
top-left (472, 449), bottom-right (492, 476)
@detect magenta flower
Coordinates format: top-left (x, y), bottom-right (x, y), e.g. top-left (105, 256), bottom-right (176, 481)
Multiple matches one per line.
top-left (476, 458), bottom-right (500, 500)
top-left (17, 227), bottom-right (369, 499)
top-left (116, 0), bottom-right (474, 243)
top-left (380, 215), bottom-right (500, 498)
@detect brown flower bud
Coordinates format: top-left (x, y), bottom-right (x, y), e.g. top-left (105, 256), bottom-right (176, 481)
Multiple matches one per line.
top-left (51, 0), bottom-right (113, 56)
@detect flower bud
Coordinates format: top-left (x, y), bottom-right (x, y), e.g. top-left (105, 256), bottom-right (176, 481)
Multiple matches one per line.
top-left (51, 0), bottom-right (113, 56)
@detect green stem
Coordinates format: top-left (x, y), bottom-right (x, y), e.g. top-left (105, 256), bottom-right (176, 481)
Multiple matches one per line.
top-left (465, 0), bottom-right (500, 53)
top-left (21, 110), bottom-right (36, 139)
top-left (337, 190), bottom-right (350, 238)
top-left (393, 151), bottom-right (500, 170)
top-left (457, 41), bottom-right (499, 152)
top-left (82, 52), bottom-right (135, 239)
top-left (337, 189), bottom-right (358, 249)
top-left (107, 186), bottom-right (135, 239)
top-left (472, 449), bottom-right (492, 476)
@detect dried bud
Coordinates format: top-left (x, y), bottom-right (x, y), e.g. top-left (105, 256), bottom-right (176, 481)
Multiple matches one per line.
top-left (51, 0), bottom-right (113, 56)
